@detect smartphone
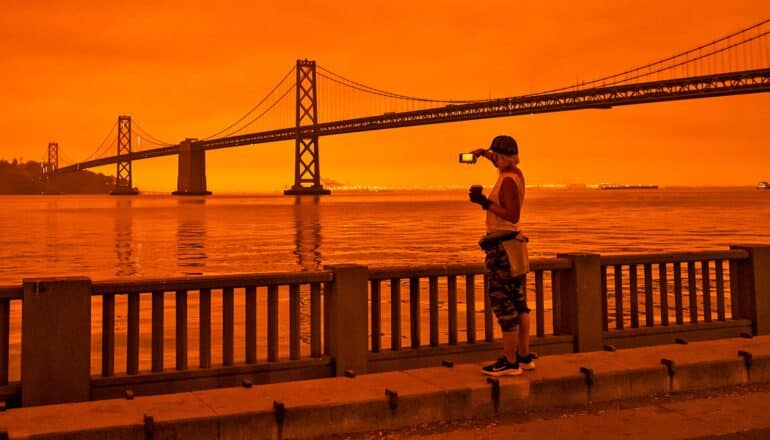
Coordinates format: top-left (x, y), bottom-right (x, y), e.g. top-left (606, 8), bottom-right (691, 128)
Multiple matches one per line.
top-left (459, 153), bottom-right (476, 164)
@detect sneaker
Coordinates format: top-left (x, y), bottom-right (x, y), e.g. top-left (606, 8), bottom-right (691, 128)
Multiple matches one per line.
top-left (517, 352), bottom-right (536, 371)
top-left (481, 356), bottom-right (522, 376)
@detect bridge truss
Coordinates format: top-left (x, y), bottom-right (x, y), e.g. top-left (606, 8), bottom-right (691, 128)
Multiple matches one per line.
top-left (56, 67), bottom-right (770, 174)
top-left (51, 18), bottom-right (770, 195)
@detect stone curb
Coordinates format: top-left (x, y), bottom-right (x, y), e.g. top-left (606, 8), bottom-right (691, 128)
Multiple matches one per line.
top-left (1, 336), bottom-right (769, 439)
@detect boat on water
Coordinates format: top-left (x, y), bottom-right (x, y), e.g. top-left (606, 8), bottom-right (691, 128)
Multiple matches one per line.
top-left (598, 184), bottom-right (658, 190)
top-left (758, 181), bottom-right (769, 189)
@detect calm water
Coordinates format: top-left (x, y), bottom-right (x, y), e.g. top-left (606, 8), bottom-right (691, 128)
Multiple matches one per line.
top-left (1, 187), bottom-right (768, 285)
top-left (2, 187), bottom-right (770, 380)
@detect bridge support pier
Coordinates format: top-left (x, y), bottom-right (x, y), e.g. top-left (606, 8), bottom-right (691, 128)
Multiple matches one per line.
top-left (173, 139), bottom-right (212, 196)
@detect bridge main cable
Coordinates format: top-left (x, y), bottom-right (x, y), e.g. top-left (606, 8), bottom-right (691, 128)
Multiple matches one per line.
top-left (54, 66), bottom-right (770, 175)
top-left (526, 18), bottom-right (770, 96)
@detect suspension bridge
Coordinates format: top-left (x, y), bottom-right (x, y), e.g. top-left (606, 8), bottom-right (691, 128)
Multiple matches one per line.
top-left (44, 20), bottom-right (770, 195)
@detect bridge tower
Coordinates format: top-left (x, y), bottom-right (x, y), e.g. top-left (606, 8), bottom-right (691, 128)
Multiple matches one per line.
top-left (41, 141), bottom-right (62, 194)
top-left (110, 115), bottom-right (139, 195)
top-left (45, 142), bottom-right (58, 177)
top-left (284, 59), bottom-right (330, 196)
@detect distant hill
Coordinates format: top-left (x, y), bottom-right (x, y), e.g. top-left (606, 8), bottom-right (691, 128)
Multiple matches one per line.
top-left (0, 159), bottom-right (119, 194)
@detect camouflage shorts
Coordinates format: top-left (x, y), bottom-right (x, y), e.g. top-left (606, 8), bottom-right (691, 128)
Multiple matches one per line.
top-left (484, 243), bottom-right (530, 332)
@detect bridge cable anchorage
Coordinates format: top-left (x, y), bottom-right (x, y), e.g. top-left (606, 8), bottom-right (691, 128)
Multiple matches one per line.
top-left (316, 64), bottom-right (488, 104)
top-left (525, 18), bottom-right (770, 96)
top-left (203, 65), bottom-right (297, 140)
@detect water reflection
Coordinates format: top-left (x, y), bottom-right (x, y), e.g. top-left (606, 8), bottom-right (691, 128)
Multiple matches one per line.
top-left (293, 196), bottom-right (322, 271)
top-left (176, 198), bottom-right (207, 275)
top-left (45, 199), bottom-right (60, 265)
top-left (293, 195), bottom-right (323, 347)
top-left (114, 199), bottom-right (137, 276)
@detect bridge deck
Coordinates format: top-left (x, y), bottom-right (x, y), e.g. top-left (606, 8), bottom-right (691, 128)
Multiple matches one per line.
top-left (56, 67), bottom-right (770, 174)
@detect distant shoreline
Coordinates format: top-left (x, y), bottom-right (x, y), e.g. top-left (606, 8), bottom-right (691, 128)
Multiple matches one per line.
top-left (0, 159), bottom-right (117, 194)
top-left (0, 185), bottom-right (758, 197)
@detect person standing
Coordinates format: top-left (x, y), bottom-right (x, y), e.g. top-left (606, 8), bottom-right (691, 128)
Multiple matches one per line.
top-left (469, 135), bottom-right (535, 376)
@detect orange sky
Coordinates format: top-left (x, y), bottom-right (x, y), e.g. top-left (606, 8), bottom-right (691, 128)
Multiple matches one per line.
top-left (1, 1), bottom-right (769, 192)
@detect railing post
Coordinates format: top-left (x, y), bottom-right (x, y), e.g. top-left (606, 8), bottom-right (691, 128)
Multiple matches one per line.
top-left (324, 264), bottom-right (369, 375)
top-left (21, 277), bottom-right (91, 406)
top-left (729, 245), bottom-right (770, 335)
top-left (554, 253), bottom-right (603, 352)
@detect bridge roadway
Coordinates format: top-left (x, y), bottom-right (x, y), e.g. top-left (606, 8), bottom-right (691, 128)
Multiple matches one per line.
top-left (57, 67), bottom-right (770, 174)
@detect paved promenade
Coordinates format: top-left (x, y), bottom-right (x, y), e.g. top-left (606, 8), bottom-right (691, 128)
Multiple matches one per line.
top-left (383, 385), bottom-right (770, 439)
top-left (1, 336), bottom-right (768, 439)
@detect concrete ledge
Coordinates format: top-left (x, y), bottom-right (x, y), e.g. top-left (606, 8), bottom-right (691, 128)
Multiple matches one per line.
top-left (0, 392), bottom-right (217, 440)
top-left (605, 338), bottom-right (753, 391)
top-left (91, 357), bottom-right (333, 400)
top-left (368, 335), bottom-right (574, 373)
top-left (2, 337), bottom-right (769, 439)
top-left (402, 364), bottom-right (529, 418)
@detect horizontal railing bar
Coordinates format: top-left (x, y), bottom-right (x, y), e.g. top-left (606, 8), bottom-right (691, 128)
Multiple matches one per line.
top-left (368, 335), bottom-right (575, 362)
top-left (12, 251), bottom-right (742, 295)
top-left (91, 271), bottom-right (334, 294)
top-left (600, 249), bottom-right (748, 266)
top-left (4, 248), bottom-right (747, 297)
top-left (0, 286), bottom-right (22, 300)
top-left (91, 356), bottom-right (334, 387)
top-left (369, 264), bottom-right (482, 279)
top-left (368, 258), bottom-right (571, 280)
top-left (603, 318), bottom-right (751, 339)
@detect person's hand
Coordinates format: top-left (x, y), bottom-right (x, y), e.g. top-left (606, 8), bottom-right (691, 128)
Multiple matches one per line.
top-left (469, 187), bottom-right (492, 210)
top-left (470, 148), bottom-right (487, 160)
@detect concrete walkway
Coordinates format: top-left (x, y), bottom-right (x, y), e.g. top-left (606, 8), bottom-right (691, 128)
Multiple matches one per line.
top-left (1, 336), bottom-right (769, 439)
top-left (397, 386), bottom-right (770, 439)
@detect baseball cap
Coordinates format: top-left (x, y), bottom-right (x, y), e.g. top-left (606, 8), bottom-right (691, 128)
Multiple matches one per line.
top-left (489, 135), bottom-right (518, 155)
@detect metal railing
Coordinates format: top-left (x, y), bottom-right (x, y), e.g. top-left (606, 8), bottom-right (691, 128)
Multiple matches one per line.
top-left (1, 245), bottom-right (767, 407)
top-left (367, 258), bottom-right (571, 353)
top-left (90, 272), bottom-right (333, 378)
top-left (600, 250), bottom-right (748, 330)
